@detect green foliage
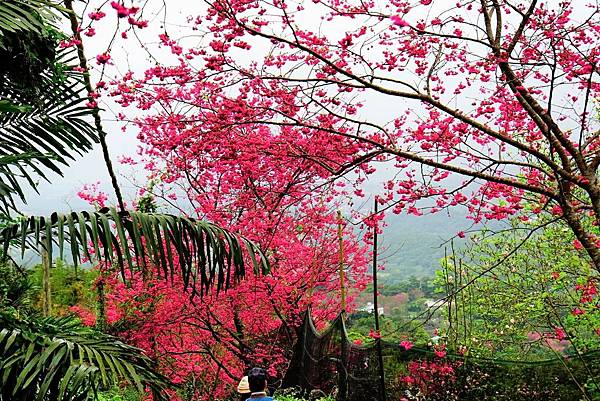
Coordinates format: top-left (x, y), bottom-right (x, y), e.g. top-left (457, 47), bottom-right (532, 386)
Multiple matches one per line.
top-left (351, 276), bottom-right (443, 345)
top-left (0, 311), bottom-right (170, 401)
top-left (135, 181), bottom-right (158, 213)
top-left (391, 355), bottom-right (600, 401)
top-left (0, 262), bottom-right (169, 401)
top-left (435, 219), bottom-right (600, 360)
top-left (97, 387), bottom-right (142, 401)
top-left (0, 0), bottom-right (63, 87)
top-left (0, 0), bottom-right (98, 212)
top-left (276, 396), bottom-right (335, 401)
top-left (0, 261), bottom-right (33, 314)
top-left (29, 259), bottom-right (98, 315)
top-left (376, 209), bottom-right (497, 279)
top-left (0, 99), bottom-right (32, 113)
top-left (373, 276), bottom-right (438, 297)
top-left (347, 314), bottom-right (430, 344)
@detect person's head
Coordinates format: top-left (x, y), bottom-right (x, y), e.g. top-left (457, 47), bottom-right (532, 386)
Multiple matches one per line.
top-left (247, 367), bottom-right (268, 393)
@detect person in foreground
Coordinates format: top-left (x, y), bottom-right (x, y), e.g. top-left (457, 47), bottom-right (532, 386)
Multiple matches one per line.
top-left (245, 367), bottom-right (273, 401)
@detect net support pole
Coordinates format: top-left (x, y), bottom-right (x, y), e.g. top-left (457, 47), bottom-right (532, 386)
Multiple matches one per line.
top-left (339, 316), bottom-right (348, 401)
top-left (337, 211), bottom-right (348, 401)
top-left (372, 200), bottom-right (387, 401)
top-left (337, 210), bottom-right (346, 313)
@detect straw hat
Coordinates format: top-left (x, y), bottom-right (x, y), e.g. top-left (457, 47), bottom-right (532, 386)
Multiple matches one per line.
top-left (237, 376), bottom-right (250, 394)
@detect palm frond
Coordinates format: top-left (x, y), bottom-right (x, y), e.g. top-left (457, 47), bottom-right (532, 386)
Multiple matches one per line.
top-left (0, 312), bottom-right (170, 401)
top-left (0, 49), bottom-right (99, 211)
top-left (0, 208), bottom-right (269, 297)
top-left (0, 0), bottom-right (51, 40)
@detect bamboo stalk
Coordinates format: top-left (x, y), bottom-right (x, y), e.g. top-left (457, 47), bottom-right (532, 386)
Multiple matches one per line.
top-left (41, 240), bottom-right (51, 317)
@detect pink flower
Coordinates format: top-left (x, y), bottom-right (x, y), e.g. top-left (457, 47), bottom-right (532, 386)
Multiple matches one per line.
top-left (78, 182), bottom-right (108, 207)
top-left (110, 1), bottom-right (137, 18)
top-left (368, 329), bottom-right (381, 339)
top-left (421, 0), bottom-right (432, 4)
top-left (88, 10), bottom-right (106, 20)
top-left (457, 231), bottom-right (465, 238)
top-left (96, 53), bottom-right (111, 65)
top-left (554, 327), bottom-right (566, 341)
top-left (69, 305), bottom-right (96, 326)
top-left (390, 15), bottom-right (409, 28)
top-left (59, 38), bottom-right (81, 48)
top-left (434, 349), bottom-right (447, 358)
top-left (84, 27), bottom-right (96, 37)
top-left (400, 340), bottom-right (413, 350)
top-left (128, 17), bottom-right (148, 28)
top-left (572, 308), bottom-right (585, 316)
top-left (551, 271), bottom-right (560, 280)
top-left (353, 339), bottom-right (363, 345)
top-left (573, 239), bottom-right (583, 250)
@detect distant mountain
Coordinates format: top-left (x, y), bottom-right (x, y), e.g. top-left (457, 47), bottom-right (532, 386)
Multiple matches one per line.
top-left (375, 209), bottom-right (493, 281)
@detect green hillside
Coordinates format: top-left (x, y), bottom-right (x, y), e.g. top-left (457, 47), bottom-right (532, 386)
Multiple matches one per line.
top-left (376, 209), bottom-right (495, 281)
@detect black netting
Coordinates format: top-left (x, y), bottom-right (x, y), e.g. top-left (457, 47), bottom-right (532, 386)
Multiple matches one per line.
top-left (281, 311), bottom-right (600, 401)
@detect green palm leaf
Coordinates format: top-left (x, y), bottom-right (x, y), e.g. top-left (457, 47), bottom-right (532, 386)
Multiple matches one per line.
top-left (0, 48), bottom-right (99, 211)
top-left (0, 0), bottom-right (53, 39)
top-left (0, 208), bottom-right (269, 296)
top-left (0, 312), bottom-right (170, 401)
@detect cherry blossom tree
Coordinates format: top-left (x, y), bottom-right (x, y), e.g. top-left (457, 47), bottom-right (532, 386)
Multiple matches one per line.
top-left (93, 0), bottom-right (600, 268)
top-left (75, 71), bottom-right (371, 398)
top-left (64, 2), bottom-right (372, 397)
top-left (190, 0), bottom-right (600, 268)
top-left (77, 153), bottom-right (369, 398)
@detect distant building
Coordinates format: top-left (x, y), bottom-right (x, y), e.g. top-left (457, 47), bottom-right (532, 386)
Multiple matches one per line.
top-left (358, 302), bottom-right (384, 316)
top-left (424, 299), bottom-right (444, 308)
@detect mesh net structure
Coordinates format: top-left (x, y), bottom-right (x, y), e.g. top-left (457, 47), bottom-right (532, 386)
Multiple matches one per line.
top-left (281, 311), bottom-right (600, 401)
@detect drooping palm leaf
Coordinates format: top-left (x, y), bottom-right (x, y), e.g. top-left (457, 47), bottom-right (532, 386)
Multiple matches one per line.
top-left (0, 311), bottom-right (170, 401)
top-left (0, 48), bottom-right (99, 211)
top-left (0, 208), bottom-right (269, 297)
top-left (0, 153), bottom-right (47, 197)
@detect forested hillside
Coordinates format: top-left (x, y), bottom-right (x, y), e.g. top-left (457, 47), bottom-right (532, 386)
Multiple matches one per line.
top-left (377, 210), bottom-right (500, 280)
